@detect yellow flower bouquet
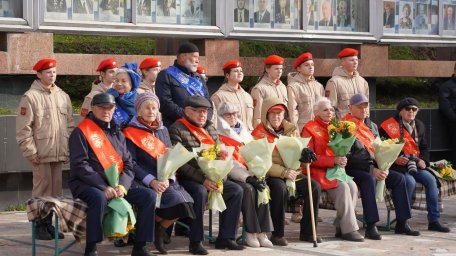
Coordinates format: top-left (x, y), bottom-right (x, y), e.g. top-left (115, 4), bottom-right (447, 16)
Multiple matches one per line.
top-left (193, 143), bottom-right (235, 212)
top-left (429, 160), bottom-right (455, 181)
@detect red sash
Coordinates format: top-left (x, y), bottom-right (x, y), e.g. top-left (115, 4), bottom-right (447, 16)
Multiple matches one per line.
top-left (219, 135), bottom-right (247, 167)
top-left (343, 114), bottom-right (375, 154)
top-left (123, 127), bottom-right (167, 159)
top-left (380, 117), bottom-right (420, 156)
top-left (251, 123), bottom-right (277, 143)
top-left (78, 119), bottom-right (124, 173)
top-left (178, 117), bottom-right (215, 145)
top-left (304, 118), bottom-right (334, 157)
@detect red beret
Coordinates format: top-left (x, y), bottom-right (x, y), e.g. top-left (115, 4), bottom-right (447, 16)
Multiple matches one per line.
top-left (139, 58), bottom-right (161, 69)
top-left (294, 52), bottom-right (313, 69)
top-left (337, 48), bottom-right (359, 58)
top-left (264, 55), bottom-right (284, 65)
top-left (222, 60), bottom-right (242, 71)
top-left (268, 104), bottom-right (286, 113)
top-left (196, 66), bottom-right (206, 74)
top-left (96, 58), bottom-right (118, 72)
top-left (33, 59), bottom-right (56, 72)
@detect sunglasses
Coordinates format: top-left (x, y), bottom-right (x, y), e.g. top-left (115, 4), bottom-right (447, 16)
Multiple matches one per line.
top-left (405, 107), bottom-right (418, 112)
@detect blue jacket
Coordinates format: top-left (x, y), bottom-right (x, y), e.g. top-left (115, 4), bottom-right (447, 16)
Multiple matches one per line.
top-left (155, 61), bottom-right (213, 127)
top-left (68, 113), bottom-right (135, 198)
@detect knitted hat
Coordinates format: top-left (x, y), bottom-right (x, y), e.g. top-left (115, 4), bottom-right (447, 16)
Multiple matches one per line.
top-left (135, 92), bottom-right (160, 112)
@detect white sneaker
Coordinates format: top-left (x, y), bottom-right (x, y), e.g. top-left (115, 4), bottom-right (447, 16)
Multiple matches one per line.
top-left (245, 232), bottom-right (260, 248)
top-left (257, 232), bottom-right (273, 247)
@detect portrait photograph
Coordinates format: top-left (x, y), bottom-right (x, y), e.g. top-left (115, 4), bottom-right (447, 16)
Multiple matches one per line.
top-left (99, 0), bottom-right (124, 22)
top-left (137, 0), bottom-right (151, 16)
top-left (292, 0), bottom-right (303, 29)
top-left (443, 4), bottom-right (456, 31)
top-left (181, 0), bottom-right (212, 25)
top-left (336, 0), bottom-right (351, 30)
top-left (73, 0), bottom-right (94, 14)
top-left (383, 1), bottom-right (395, 29)
top-left (234, 0), bottom-right (250, 23)
top-left (306, 0), bottom-right (316, 29)
top-left (414, 3), bottom-right (429, 32)
top-left (46, 0), bottom-right (69, 20)
top-left (318, 0), bottom-right (334, 30)
top-left (275, 0), bottom-right (290, 24)
top-left (254, 0), bottom-right (271, 25)
top-left (156, 0), bottom-right (178, 24)
top-left (398, 1), bottom-right (413, 34)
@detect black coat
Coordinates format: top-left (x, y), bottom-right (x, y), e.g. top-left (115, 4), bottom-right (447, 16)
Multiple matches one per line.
top-left (155, 61), bottom-right (213, 127)
top-left (379, 115), bottom-right (430, 173)
top-left (439, 76), bottom-right (456, 121)
top-left (346, 117), bottom-right (379, 173)
top-left (68, 113), bottom-right (134, 198)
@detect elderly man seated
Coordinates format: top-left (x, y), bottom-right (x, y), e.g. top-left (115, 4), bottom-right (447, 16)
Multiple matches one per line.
top-left (68, 93), bottom-right (156, 256)
top-left (343, 93), bottom-right (419, 240)
top-left (168, 96), bottom-right (244, 255)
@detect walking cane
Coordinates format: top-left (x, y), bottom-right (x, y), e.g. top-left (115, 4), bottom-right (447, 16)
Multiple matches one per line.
top-left (300, 148), bottom-right (318, 248)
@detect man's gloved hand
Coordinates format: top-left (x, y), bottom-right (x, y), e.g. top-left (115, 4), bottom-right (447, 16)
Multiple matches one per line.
top-left (246, 176), bottom-right (266, 192)
top-left (299, 148), bottom-right (318, 163)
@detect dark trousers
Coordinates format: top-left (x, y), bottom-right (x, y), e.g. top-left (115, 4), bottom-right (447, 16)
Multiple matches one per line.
top-left (448, 122), bottom-right (456, 164)
top-left (78, 186), bottom-right (156, 243)
top-left (233, 181), bottom-right (273, 233)
top-left (179, 179), bottom-right (243, 243)
top-left (267, 176), bottom-right (320, 237)
top-left (347, 169), bottom-right (411, 224)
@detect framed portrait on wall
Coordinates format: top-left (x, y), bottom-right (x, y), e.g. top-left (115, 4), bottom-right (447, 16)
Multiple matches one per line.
top-left (306, 0), bottom-right (316, 30)
top-left (398, 0), bottom-right (413, 34)
top-left (46, 0), bottom-right (70, 20)
top-left (234, 0), bottom-right (252, 27)
top-left (180, 0), bottom-right (211, 25)
top-left (443, 1), bottom-right (456, 36)
top-left (317, 0), bottom-right (335, 31)
top-left (335, 0), bottom-right (350, 30)
top-left (254, 0), bottom-right (271, 28)
top-left (98, 0), bottom-right (129, 22)
top-left (156, 0), bottom-right (178, 23)
top-left (383, 0), bottom-right (396, 34)
top-left (275, 0), bottom-right (290, 24)
top-left (72, 0), bottom-right (96, 21)
top-left (413, 1), bottom-right (438, 35)
top-left (137, 0), bottom-right (152, 22)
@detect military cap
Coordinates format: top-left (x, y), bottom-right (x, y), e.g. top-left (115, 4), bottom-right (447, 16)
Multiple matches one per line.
top-left (294, 52), bottom-right (313, 69)
top-left (264, 55), bottom-right (284, 65)
top-left (222, 60), bottom-right (242, 71)
top-left (337, 48), bottom-right (359, 58)
top-left (139, 58), bottom-right (161, 69)
top-left (33, 59), bottom-right (56, 72)
top-left (96, 58), bottom-right (118, 72)
top-left (91, 93), bottom-right (116, 106)
top-left (196, 66), bottom-right (206, 74)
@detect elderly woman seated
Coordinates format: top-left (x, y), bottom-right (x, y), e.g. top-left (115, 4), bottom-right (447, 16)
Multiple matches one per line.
top-left (301, 97), bottom-right (364, 242)
top-left (216, 102), bottom-right (274, 248)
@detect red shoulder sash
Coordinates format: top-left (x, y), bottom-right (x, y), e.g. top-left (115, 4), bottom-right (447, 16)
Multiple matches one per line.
top-left (123, 127), bottom-right (167, 159)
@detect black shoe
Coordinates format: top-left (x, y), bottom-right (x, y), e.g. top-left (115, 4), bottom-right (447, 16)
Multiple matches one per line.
top-left (35, 222), bottom-right (52, 240)
top-left (84, 251), bottom-right (98, 256)
top-left (131, 246), bottom-right (154, 256)
top-left (43, 214), bottom-right (64, 239)
top-left (335, 228), bottom-right (342, 238)
top-left (214, 239), bottom-right (245, 250)
top-left (341, 231), bottom-right (364, 242)
top-left (395, 222), bottom-right (420, 236)
top-left (365, 225), bottom-right (382, 240)
top-left (428, 221), bottom-right (451, 233)
top-left (299, 235), bottom-right (323, 243)
top-left (189, 242), bottom-right (208, 255)
top-left (270, 235), bottom-right (288, 246)
top-left (163, 232), bottom-right (171, 244)
top-left (154, 224), bottom-right (167, 254)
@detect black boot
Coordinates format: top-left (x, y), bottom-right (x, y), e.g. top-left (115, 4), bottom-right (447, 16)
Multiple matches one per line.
top-left (395, 220), bottom-right (420, 236)
top-left (365, 223), bottom-right (382, 240)
top-left (428, 221), bottom-right (451, 233)
top-left (154, 223), bottom-right (167, 254)
top-left (35, 219), bottom-right (52, 240)
top-left (44, 213), bottom-right (64, 239)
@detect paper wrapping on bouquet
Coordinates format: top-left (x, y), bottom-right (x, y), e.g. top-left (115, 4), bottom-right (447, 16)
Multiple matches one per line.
top-left (371, 137), bottom-right (405, 202)
top-left (103, 164), bottom-right (136, 238)
top-left (239, 137), bottom-right (276, 206)
top-left (156, 143), bottom-right (195, 208)
top-left (428, 160), bottom-right (456, 181)
top-left (276, 136), bottom-right (310, 198)
top-left (193, 144), bottom-right (235, 213)
top-left (326, 133), bottom-right (356, 183)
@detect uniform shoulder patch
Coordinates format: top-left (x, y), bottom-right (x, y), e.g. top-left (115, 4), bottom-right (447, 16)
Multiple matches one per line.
top-left (325, 90), bottom-right (330, 97)
top-left (20, 107), bottom-right (26, 115)
top-left (253, 99), bottom-right (257, 107)
top-left (80, 108), bottom-right (89, 117)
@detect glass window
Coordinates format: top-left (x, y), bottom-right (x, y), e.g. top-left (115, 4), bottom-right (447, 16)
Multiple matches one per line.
top-left (45, 0), bottom-right (132, 22)
top-left (0, 0), bottom-right (22, 18)
top-left (383, 0), bottom-right (438, 36)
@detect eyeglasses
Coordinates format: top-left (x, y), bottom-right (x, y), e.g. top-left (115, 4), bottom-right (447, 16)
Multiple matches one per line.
top-left (405, 107), bottom-right (418, 112)
top-left (188, 107), bottom-right (208, 115)
top-left (223, 112), bottom-right (238, 118)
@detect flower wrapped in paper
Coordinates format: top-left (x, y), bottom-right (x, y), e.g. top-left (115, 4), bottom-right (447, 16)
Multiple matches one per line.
top-left (103, 164), bottom-right (137, 238)
top-left (371, 137), bottom-right (405, 202)
top-left (239, 137), bottom-right (275, 206)
top-left (156, 143), bottom-right (195, 208)
top-left (326, 118), bottom-right (356, 183)
top-left (193, 144), bottom-right (235, 212)
top-left (276, 136), bottom-right (310, 198)
top-left (428, 160), bottom-right (456, 181)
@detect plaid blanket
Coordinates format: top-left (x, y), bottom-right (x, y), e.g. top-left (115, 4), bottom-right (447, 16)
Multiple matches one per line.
top-left (26, 197), bottom-right (87, 242)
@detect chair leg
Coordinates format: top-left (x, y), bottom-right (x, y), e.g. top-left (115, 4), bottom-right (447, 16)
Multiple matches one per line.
top-left (32, 221), bottom-right (36, 256)
top-left (54, 217), bottom-right (59, 256)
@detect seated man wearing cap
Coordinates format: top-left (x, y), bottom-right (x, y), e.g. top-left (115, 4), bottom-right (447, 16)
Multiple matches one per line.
top-left (287, 52), bottom-right (324, 132)
top-left (379, 98), bottom-right (450, 233)
top-left (169, 95), bottom-right (244, 255)
top-left (251, 54), bottom-right (288, 127)
top-left (138, 57), bottom-right (162, 94)
top-left (81, 58), bottom-right (118, 117)
top-left (325, 48), bottom-right (369, 119)
top-left (343, 93), bottom-right (419, 240)
top-left (16, 58), bottom-right (74, 240)
top-left (68, 93), bottom-right (156, 256)
top-left (156, 42), bottom-right (213, 127)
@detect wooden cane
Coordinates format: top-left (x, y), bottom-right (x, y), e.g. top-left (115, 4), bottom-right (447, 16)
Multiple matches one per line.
top-left (305, 163), bottom-right (318, 247)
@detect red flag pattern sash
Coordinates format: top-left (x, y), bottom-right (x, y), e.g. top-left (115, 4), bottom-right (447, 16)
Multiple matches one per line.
top-left (380, 117), bottom-right (420, 156)
top-left (219, 135), bottom-right (247, 167)
top-left (251, 123), bottom-right (277, 143)
top-left (303, 119), bottom-right (335, 157)
top-left (123, 127), bottom-right (167, 159)
top-left (178, 117), bottom-right (215, 145)
top-left (343, 114), bottom-right (375, 154)
top-left (78, 119), bottom-right (124, 173)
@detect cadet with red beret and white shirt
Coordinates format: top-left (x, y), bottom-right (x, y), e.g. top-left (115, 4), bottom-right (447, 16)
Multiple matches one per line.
top-left (81, 58), bottom-right (118, 117)
top-left (138, 57), bottom-right (162, 94)
top-left (287, 52), bottom-right (325, 132)
top-left (16, 58), bottom-right (74, 240)
top-left (325, 48), bottom-right (369, 119)
top-left (251, 55), bottom-right (288, 127)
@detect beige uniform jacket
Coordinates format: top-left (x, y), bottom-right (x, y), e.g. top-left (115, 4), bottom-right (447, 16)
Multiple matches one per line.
top-left (16, 80), bottom-right (74, 163)
top-left (325, 66), bottom-right (369, 119)
top-left (251, 76), bottom-right (288, 127)
top-left (137, 80), bottom-right (155, 94)
top-left (211, 83), bottom-right (254, 131)
top-left (287, 72), bottom-right (324, 132)
top-left (80, 82), bottom-right (111, 116)
top-left (257, 97), bottom-right (300, 178)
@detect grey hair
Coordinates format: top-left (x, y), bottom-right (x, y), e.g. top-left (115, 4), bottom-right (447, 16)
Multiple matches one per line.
top-left (313, 97), bottom-right (332, 112)
top-left (218, 101), bottom-right (240, 116)
top-left (115, 68), bottom-right (129, 76)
